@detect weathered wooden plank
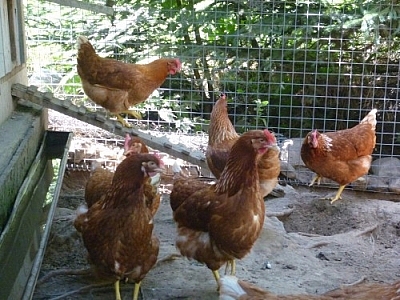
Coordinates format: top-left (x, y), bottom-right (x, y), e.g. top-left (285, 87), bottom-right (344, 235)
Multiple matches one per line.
top-left (11, 83), bottom-right (209, 170)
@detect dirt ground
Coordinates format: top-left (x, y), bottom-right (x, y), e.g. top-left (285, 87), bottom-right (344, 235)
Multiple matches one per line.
top-left (32, 170), bottom-right (400, 300)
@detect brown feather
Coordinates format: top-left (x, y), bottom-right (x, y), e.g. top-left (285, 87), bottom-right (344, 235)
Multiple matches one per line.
top-left (84, 163), bottom-right (113, 208)
top-left (74, 153), bottom-right (162, 285)
top-left (301, 109), bottom-right (377, 186)
top-left (171, 130), bottom-right (274, 272)
top-left (123, 134), bottom-right (149, 156)
top-left (76, 36), bottom-right (181, 113)
top-left (206, 94), bottom-right (280, 197)
top-left (84, 136), bottom-right (156, 210)
top-left (206, 94), bottom-right (240, 178)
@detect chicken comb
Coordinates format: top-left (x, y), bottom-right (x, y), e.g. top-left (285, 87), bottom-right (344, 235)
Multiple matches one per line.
top-left (263, 129), bottom-right (276, 144)
top-left (152, 152), bottom-right (165, 167)
top-left (124, 133), bottom-right (132, 150)
top-left (310, 129), bottom-right (319, 139)
top-left (173, 58), bottom-right (182, 71)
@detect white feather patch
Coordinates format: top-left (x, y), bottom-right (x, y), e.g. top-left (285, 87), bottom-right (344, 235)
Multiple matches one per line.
top-left (322, 134), bottom-right (333, 151)
top-left (114, 261), bottom-right (121, 273)
top-left (76, 205), bottom-right (88, 216)
top-left (198, 232), bottom-right (210, 245)
top-left (253, 214), bottom-right (259, 223)
top-left (219, 276), bottom-right (246, 300)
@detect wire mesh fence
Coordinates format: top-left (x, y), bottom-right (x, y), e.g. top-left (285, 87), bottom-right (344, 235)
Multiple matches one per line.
top-left (25, 0), bottom-right (400, 193)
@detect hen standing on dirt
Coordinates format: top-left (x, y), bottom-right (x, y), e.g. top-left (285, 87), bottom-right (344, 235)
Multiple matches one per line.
top-left (301, 109), bottom-right (377, 203)
top-left (76, 36), bottom-right (181, 127)
top-left (170, 130), bottom-right (276, 289)
top-left (74, 153), bottom-right (164, 300)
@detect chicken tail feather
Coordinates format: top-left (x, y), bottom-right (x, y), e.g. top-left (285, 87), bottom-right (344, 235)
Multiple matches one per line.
top-left (77, 35), bottom-right (90, 49)
top-left (360, 108), bottom-right (377, 130)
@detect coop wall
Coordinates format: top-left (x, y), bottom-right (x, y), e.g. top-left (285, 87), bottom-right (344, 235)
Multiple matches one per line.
top-left (0, 0), bottom-right (28, 124)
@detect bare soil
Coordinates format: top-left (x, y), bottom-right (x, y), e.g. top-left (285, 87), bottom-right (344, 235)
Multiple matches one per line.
top-left (32, 170), bottom-right (400, 300)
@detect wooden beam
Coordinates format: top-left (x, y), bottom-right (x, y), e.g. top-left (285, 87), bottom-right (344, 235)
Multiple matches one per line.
top-left (44, 0), bottom-right (114, 16)
top-left (11, 83), bottom-right (209, 171)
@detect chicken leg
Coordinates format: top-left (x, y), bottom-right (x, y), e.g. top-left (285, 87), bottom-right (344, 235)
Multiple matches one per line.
top-left (133, 281), bottom-right (141, 300)
top-left (224, 260), bottom-right (236, 275)
top-left (112, 109), bottom-right (142, 128)
top-left (115, 280), bottom-right (122, 300)
top-left (309, 174), bottom-right (321, 186)
top-left (328, 185), bottom-right (345, 204)
top-left (213, 270), bottom-right (221, 290)
top-left (309, 174), bottom-right (345, 204)
top-left (114, 280), bottom-right (141, 300)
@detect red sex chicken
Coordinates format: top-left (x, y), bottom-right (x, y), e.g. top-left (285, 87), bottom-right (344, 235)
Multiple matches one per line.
top-left (74, 153), bottom-right (164, 300)
top-left (206, 93), bottom-right (280, 198)
top-left (301, 109), bottom-right (377, 203)
top-left (170, 129), bottom-right (277, 289)
top-left (84, 134), bottom-right (150, 208)
top-left (77, 36), bottom-right (181, 127)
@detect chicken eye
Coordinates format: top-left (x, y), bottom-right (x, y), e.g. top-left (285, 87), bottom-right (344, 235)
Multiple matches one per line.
top-left (257, 138), bottom-right (265, 143)
top-left (251, 137), bottom-right (266, 146)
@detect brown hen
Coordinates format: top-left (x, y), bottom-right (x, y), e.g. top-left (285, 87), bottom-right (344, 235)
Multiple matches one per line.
top-left (301, 109), bottom-right (377, 203)
top-left (170, 129), bottom-right (276, 289)
top-left (123, 133), bottom-right (150, 156)
top-left (76, 36), bottom-right (181, 127)
top-left (84, 134), bottom-right (153, 209)
top-left (206, 94), bottom-right (280, 198)
top-left (74, 153), bottom-right (164, 300)
top-left (219, 275), bottom-right (400, 300)
top-left (84, 161), bottom-right (113, 208)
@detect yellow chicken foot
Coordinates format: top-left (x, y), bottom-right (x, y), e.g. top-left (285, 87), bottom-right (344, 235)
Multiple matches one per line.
top-left (133, 281), bottom-right (141, 300)
top-left (224, 260), bottom-right (236, 275)
top-left (115, 280), bottom-right (122, 300)
top-left (309, 174), bottom-right (321, 186)
top-left (212, 270), bottom-right (221, 290)
top-left (120, 109), bottom-right (143, 120)
top-left (112, 113), bottom-right (133, 128)
top-left (320, 185), bottom-right (345, 203)
top-left (329, 185), bottom-right (346, 204)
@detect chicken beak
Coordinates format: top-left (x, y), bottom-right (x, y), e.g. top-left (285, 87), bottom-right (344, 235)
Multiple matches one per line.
top-left (155, 166), bottom-right (166, 173)
top-left (268, 144), bottom-right (280, 152)
top-left (148, 166), bottom-right (165, 178)
top-left (123, 149), bottom-right (133, 156)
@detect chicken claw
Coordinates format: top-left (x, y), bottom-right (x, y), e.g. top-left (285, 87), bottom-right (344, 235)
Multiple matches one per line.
top-left (319, 185), bottom-right (345, 204)
top-left (122, 109), bottom-right (143, 120)
top-left (112, 113), bottom-right (133, 127)
top-left (309, 174), bottom-right (321, 186)
top-left (112, 109), bottom-right (142, 127)
top-left (329, 185), bottom-right (345, 204)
